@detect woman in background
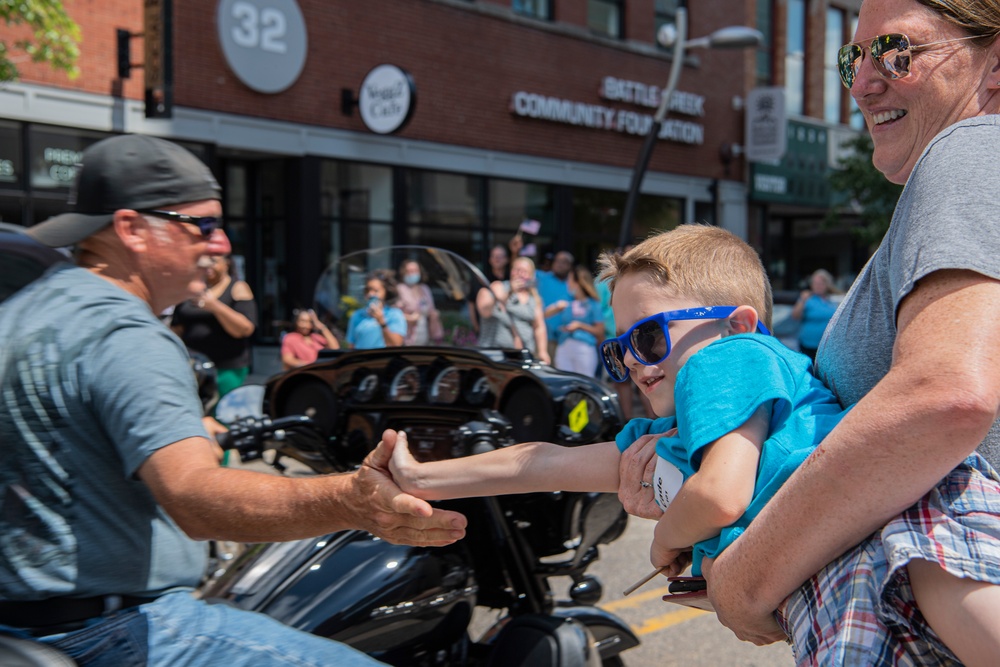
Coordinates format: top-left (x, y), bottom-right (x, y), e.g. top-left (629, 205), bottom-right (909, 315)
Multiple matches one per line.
top-left (347, 271), bottom-right (407, 349)
top-left (790, 268), bottom-right (841, 362)
top-left (476, 256), bottom-right (550, 364)
top-left (281, 308), bottom-right (339, 369)
top-left (171, 254), bottom-right (257, 396)
top-left (553, 265), bottom-right (603, 377)
top-left (396, 259), bottom-right (443, 345)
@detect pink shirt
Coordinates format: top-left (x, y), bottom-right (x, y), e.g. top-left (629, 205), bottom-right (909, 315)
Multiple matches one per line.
top-left (281, 332), bottom-right (328, 365)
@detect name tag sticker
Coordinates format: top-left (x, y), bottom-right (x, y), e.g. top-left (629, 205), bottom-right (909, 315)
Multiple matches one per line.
top-left (653, 456), bottom-right (685, 510)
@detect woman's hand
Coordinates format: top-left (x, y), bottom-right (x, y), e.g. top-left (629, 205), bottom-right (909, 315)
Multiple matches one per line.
top-left (618, 431), bottom-right (673, 519)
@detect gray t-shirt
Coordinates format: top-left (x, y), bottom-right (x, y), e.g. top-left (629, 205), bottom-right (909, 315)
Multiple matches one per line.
top-left (0, 265), bottom-right (209, 600)
top-left (818, 115), bottom-right (1000, 468)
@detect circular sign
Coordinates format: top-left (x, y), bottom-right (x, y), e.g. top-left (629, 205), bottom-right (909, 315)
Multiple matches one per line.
top-left (359, 64), bottom-right (416, 135)
top-left (217, 0), bottom-right (308, 94)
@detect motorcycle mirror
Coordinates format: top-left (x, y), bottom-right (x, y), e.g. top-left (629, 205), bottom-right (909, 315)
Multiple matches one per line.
top-left (215, 384), bottom-right (266, 425)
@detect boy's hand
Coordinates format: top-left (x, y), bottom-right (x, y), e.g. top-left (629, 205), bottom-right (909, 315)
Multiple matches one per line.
top-left (650, 542), bottom-right (691, 578)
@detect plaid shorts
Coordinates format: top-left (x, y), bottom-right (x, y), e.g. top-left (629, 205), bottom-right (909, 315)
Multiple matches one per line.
top-left (775, 454), bottom-right (1000, 666)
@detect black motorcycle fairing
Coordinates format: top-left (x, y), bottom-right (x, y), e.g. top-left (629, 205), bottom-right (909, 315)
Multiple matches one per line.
top-left (205, 529), bottom-right (477, 658)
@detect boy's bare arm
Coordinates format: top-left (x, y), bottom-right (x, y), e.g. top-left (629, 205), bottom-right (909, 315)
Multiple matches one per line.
top-left (650, 406), bottom-right (768, 566)
top-left (389, 430), bottom-right (622, 500)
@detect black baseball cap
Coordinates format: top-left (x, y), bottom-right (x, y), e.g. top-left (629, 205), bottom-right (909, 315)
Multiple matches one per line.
top-left (27, 134), bottom-right (222, 248)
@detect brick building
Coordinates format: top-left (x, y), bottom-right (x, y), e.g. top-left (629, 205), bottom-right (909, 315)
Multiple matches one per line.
top-left (1, 0), bottom-right (867, 341)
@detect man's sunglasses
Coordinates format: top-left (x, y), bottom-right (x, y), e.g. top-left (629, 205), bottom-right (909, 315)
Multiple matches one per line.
top-left (137, 209), bottom-right (221, 237)
top-left (837, 32), bottom-right (980, 89)
top-left (599, 306), bottom-right (771, 383)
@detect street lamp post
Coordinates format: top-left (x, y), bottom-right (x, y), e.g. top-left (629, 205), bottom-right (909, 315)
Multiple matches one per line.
top-left (617, 8), bottom-right (763, 250)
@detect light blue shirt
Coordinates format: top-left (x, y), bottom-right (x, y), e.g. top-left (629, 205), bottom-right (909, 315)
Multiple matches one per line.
top-left (346, 306), bottom-right (407, 349)
top-left (536, 270), bottom-right (572, 336)
top-left (615, 335), bottom-right (848, 574)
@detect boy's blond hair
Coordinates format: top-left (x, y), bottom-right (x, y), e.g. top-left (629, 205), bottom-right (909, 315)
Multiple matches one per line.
top-left (598, 224), bottom-right (773, 329)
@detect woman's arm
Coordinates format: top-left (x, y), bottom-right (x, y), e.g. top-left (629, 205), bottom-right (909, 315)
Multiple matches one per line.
top-left (790, 290), bottom-right (811, 321)
top-left (310, 310), bottom-right (339, 350)
top-left (200, 281), bottom-right (256, 339)
top-left (532, 297), bottom-right (550, 364)
top-left (707, 269), bottom-right (1000, 643)
top-left (389, 430), bottom-right (622, 500)
top-left (477, 283), bottom-right (505, 319)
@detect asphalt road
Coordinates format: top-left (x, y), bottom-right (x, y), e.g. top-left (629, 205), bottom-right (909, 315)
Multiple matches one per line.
top-left (563, 516), bottom-right (795, 667)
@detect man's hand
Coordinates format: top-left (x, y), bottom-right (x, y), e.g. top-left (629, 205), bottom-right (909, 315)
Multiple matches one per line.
top-left (618, 431), bottom-right (673, 519)
top-left (701, 556), bottom-right (788, 646)
top-left (354, 429), bottom-right (467, 547)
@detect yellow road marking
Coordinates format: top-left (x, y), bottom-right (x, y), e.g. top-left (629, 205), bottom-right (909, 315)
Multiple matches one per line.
top-left (601, 586), bottom-right (710, 635)
top-left (633, 607), bottom-right (708, 635)
top-left (601, 586), bottom-right (673, 611)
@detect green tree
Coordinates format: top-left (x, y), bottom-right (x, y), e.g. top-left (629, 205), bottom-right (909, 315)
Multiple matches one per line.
top-left (826, 132), bottom-right (904, 249)
top-left (1, 0), bottom-right (81, 82)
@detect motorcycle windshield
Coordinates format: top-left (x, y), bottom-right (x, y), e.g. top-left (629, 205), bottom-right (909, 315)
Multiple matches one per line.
top-left (313, 246), bottom-right (500, 350)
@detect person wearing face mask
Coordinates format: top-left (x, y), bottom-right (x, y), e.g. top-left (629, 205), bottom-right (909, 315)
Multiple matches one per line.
top-left (395, 259), bottom-right (443, 345)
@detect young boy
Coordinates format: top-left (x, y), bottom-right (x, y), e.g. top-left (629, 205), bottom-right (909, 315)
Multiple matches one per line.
top-left (389, 224), bottom-right (845, 580)
top-left (388, 224), bottom-right (1000, 664)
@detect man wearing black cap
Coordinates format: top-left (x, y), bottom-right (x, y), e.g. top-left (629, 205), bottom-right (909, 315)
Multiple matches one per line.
top-left (0, 134), bottom-right (466, 665)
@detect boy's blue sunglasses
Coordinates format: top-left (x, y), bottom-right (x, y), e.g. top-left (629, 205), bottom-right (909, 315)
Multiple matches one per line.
top-left (599, 306), bottom-right (771, 383)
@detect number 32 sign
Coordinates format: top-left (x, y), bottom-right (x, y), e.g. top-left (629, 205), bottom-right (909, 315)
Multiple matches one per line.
top-left (218, 0), bottom-right (308, 94)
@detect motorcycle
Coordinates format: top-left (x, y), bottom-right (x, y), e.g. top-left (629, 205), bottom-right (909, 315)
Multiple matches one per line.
top-left (202, 246), bottom-right (639, 666)
top-left (0, 232), bottom-right (638, 666)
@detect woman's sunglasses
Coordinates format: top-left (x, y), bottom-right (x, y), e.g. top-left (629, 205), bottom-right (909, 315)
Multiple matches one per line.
top-left (599, 306), bottom-right (771, 383)
top-left (837, 32), bottom-right (980, 89)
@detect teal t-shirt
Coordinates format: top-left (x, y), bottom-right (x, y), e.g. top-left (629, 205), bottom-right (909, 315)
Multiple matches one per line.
top-left (0, 265), bottom-right (210, 599)
top-left (615, 334), bottom-right (848, 574)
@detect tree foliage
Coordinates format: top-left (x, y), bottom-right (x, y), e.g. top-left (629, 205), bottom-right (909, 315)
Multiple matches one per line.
top-left (0, 0), bottom-right (81, 82)
top-left (826, 132), bottom-right (904, 249)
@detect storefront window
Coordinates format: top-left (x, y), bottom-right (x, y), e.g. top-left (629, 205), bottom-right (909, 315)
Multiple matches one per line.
top-left (489, 178), bottom-right (554, 259)
top-left (320, 160), bottom-right (393, 261)
top-left (0, 121), bottom-right (23, 191)
top-left (405, 169), bottom-right (484, 259)
top-left (572, 187), bottom-right (682, 267)
top-left (28, 126), bottom-right (105, 191)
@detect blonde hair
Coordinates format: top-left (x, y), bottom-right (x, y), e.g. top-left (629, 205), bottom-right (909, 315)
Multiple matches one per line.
top-left (511, 256), bottom-right (542, 302)
top-left (598, 224), bottom-right (773, 328)
top-left (572, 264), bottom-right (599, 301)
top-left (915, 0), bottom-right (1000, 39)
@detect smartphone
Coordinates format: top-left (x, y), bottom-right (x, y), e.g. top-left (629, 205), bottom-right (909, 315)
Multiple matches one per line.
top-left (667, 576), bottom-right (707, 593)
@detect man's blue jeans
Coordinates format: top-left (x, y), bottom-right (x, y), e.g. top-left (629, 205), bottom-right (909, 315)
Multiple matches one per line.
top-left (2, 591), bottom-right (383, 666)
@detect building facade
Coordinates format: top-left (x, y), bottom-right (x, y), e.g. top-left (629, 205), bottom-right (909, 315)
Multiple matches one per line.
top-left (1, 0), bottom-right (868, 340)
